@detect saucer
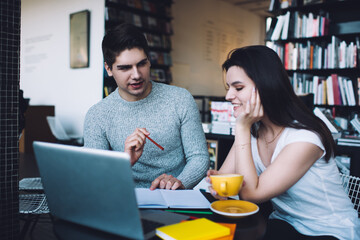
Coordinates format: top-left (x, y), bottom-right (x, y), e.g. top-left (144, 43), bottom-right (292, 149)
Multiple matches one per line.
top-left (210, 200), bottom-right (259, 218)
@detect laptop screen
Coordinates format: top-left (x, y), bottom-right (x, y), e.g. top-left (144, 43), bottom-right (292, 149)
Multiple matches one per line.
top-left (33, 141), bottom-right (145, 239)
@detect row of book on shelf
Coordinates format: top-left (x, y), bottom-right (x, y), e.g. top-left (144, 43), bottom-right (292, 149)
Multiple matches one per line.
top-left (145, 33), bottom-right (171, 49)
top-left (150, 68), bottom-right (172, 83)
top-left (209, 101), bottom-right (235, 135)
top-left (149, 51), bottom-right (172, 66)
top-left (290, 73), bottom-right (359, 105)
top-left (267, 36), bottom-right (359, 70)
top-left (337, 115), bottom-right (360, 151)
top-left (269, 0), bottom-right (326, 11)
top-left (108, 0), bottom-right (172, 17)
top-left (105, 7), bottom-right (173, 35)
top-left (266, 11), bottom-right (330, 41)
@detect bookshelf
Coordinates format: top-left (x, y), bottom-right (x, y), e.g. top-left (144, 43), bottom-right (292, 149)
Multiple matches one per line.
top-left (266, 0), bottom-right (360, 177)
top-left (104, 0), bottom-right (173, 97)
top-left (266, 0), bottom-right (360, 122)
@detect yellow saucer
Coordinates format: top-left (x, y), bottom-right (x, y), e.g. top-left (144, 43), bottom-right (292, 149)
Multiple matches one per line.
top-left (210, 200), bottom-right (259, 218)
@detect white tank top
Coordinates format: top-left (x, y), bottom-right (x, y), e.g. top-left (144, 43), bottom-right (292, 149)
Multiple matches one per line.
top-left (251, 127), bottom-right (360, 240)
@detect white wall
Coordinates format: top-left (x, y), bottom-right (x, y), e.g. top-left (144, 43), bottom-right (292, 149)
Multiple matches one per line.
top-left (20, 0), bottom-right (105, 137)
top-left (171, 0), bottom-right (266, 96)
top-left (20, 0), bottom-right (265, 137)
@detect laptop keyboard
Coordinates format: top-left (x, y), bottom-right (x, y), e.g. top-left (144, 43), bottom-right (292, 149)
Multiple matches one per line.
top-left (141, 219), bottom-right (164, 234)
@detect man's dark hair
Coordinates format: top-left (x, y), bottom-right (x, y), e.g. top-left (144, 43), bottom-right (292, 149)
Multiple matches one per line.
top-left (102, 23), bottom-right (149, 69)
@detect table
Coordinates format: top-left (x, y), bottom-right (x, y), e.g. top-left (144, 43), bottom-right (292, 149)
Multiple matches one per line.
top-left (52, 193), bottom-right (271, 240)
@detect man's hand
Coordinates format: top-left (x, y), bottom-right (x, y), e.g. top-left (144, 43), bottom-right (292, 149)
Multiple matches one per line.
top-left (150, 174), bottom-right (184, 190)
top-left (124, 128), bottom-right (149, 166)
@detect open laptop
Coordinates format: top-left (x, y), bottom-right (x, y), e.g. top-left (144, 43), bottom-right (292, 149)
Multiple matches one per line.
top-left (33, 141), bottom-right (189, 240)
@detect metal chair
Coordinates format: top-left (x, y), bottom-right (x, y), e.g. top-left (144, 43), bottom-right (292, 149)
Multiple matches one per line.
top-left (340, 173), bottom-right (360, 216)
top-left (19, 178), bottom-right (50, 240)
top-left (46, 116), bottom-right (83, 146)
top-left (19, 177), bottom-right (43, 191)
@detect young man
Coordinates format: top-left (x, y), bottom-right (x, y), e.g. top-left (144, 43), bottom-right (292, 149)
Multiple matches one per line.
top-left (84, 23), bottom-right (209, 190)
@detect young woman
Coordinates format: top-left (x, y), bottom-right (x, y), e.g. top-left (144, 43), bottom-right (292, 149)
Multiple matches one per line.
top-left (208, 45), bottom-right (360, 240)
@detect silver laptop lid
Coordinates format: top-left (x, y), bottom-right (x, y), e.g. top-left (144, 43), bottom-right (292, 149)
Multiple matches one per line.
top-left (33, 141), bottom-right (145, 240)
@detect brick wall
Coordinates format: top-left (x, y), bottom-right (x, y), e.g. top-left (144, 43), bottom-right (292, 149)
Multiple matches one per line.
top-left (0, 0), bottom-right (21, 239)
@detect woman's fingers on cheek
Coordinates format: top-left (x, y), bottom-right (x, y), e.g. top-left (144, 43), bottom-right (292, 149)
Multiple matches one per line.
top-left (251, 87), bottom-right (256, 104)
top-left (259, 104), bottom-right (264, 117)
top-left (245, 100), bottom-right (251, 114)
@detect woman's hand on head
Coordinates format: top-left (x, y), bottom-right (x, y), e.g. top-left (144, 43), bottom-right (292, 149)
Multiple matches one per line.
top-left (235, 88), bottom-right (264, 129)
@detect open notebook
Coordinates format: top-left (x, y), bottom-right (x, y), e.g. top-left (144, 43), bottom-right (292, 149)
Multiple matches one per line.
top-left (135, 188), bottom-right (210, 209)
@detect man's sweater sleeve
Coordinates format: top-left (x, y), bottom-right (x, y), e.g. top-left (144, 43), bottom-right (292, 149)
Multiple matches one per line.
top-left (175, 90), bottom-right (209, 189)
top-left (83, 105), bottom-right (110, 150)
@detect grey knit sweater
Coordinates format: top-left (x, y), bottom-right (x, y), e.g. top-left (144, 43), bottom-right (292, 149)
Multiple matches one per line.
top-left (83, 81), bottom-right (209, 188)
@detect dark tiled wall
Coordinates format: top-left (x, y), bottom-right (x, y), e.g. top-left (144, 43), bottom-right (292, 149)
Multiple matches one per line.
top-left (0, 0), bottom-right (21, 239)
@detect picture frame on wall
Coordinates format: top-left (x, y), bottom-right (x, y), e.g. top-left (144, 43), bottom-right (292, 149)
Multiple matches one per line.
top-left (207, 140), bottom-right (218, 170)
top-left (70, 10), bottom-right (90, 68)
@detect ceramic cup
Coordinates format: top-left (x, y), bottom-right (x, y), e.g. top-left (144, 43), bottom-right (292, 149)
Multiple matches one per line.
top-left (210, 174), bottom-right (244, 197)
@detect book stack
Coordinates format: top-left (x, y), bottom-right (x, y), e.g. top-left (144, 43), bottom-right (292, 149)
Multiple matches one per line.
top-left (350, 115), bottom-right (360, 135)
top-left (289, 73), bottom-right (357, 106)
top-left (335, 155), bottom-right (350, 175)
top-left (210, 101), bottom-right (235, 135)
top-left (105, 4), bottom-right (173, 34)
top-left (150, 69), bottom-right (166, 82)
top-left (156, 218), bottom-right (234, 240)
top-left (149, 51), bottom-right (172, 66)
top-left (202, 123), bottom-right (211, 133)
top-left (313, 107), bottom-right (343, 133)
top-left (337, 135), bottom-right (360, 147)
top-left (266, 11), bottom-right (329, 41)
top-left (211, 122), bottom-right (232, 135)
top-left (269, 0), bottom-right (298, 12)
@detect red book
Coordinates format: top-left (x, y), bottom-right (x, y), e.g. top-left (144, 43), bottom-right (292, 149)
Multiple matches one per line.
top-left (331, 74), bottom-right (341, 105)
top-left (284, 43), bottom-right (289, 70)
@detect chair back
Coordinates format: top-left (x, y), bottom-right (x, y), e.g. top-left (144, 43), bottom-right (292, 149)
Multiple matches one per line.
top-left (46, 116), bottom-right (71, 141)
top-left (340, 173), bottom-right (360, 216)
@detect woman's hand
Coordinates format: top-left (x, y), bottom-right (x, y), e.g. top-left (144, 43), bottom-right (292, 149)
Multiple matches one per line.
top-left (234, 88), bottom-right (264, 130)
top-left (206, 170), bottom-right (228, 200)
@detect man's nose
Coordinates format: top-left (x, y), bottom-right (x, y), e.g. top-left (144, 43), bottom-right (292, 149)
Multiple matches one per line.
top-left (131, 67), bottom-right (140, 79)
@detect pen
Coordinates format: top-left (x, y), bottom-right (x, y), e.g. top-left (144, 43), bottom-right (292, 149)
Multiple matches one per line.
top-left (165, 210), bottom-right (213, 215)
top-left (145, 135), bottom-right (164, 150)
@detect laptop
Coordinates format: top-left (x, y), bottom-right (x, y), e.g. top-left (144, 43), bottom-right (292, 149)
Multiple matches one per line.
top-left (33, 141), bottom-right (189, 240)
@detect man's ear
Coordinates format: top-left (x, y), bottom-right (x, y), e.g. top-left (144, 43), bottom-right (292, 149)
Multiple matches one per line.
top-left (104, 62), bottom-right (113, 77)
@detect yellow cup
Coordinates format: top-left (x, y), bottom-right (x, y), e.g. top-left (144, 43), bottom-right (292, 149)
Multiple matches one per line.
top-left (210, 174), bottom-right (244, 197)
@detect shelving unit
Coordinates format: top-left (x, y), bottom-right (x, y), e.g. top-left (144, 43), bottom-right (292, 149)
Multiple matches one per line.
top-left (266, 0), bottom-right (360, 119)
top-left (104, 0), bottom-right (173, 97)
top-left (266, 0), bottom-right (360, 177)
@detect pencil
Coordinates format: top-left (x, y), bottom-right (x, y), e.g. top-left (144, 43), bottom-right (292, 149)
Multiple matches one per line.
top-left (165, 210), bottom-right (213, 215)
top-left (145, 135), bottom-right (164, 150)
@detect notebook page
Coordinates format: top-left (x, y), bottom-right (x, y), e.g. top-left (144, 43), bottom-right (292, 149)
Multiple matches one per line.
top-left (160, 189), bottom-right (210, 209)
top-left (135, 188), bottom-right (168, 208)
